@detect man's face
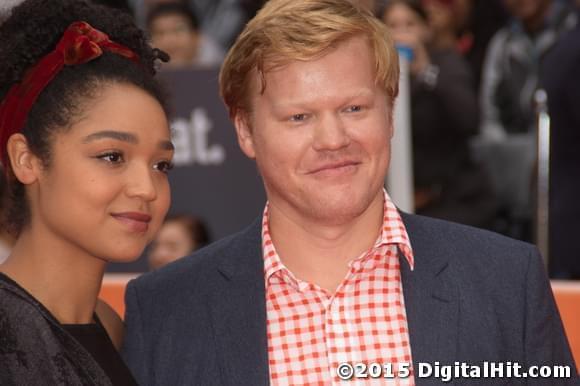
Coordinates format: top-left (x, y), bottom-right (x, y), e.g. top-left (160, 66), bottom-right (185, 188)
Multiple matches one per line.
top-left (235, 36), bottom-right (393, 225)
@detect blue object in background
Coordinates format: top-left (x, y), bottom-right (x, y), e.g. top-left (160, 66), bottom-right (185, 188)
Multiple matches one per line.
top-left (396, 44), bottom-right (414, 62)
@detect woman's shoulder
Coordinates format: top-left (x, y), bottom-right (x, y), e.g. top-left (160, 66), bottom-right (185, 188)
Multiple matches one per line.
top-left (0, 279), bottom-right (60, 381)
top-left (0, 274), bottom-right (38, 322)
top-left (0, 278), bottom-right (62, 354)
top-left (0, 272), bottom-right (59, 326)
top-left (0, 283), bottom-right (113, 384)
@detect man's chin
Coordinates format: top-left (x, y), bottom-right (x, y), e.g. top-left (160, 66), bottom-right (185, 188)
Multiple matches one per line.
top-left (306, 198), bottom-right (370, 224)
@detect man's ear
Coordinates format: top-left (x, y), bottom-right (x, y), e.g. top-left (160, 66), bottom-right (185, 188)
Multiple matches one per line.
top-left (387, 105), bottom-right (395, 139)
top-left (6, 133), bottom-right (41, 185)
top-left (234, 112), bottom-right (256, 159)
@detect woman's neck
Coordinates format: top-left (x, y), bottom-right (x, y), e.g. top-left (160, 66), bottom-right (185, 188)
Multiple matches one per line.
top-left (0, 226), bottom-right (106, 324)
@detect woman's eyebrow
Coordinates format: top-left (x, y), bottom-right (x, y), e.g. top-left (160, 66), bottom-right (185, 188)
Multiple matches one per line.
top-left (82, 130), bottom-right (138, 144)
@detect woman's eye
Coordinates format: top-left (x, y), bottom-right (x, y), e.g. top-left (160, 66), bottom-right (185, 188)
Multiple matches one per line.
top-left (97, 151), bottom-right (124, 164)
top-left (154, 160), bottom-right (174, 174)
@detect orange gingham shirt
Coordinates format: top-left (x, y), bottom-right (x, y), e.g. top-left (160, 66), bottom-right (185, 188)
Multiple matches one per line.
top-left (263, 190), bottom-right (415, 385)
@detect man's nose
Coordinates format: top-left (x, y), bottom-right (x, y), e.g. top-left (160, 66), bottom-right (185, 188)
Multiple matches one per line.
top-left (312, 113), bottom-right (351, 151)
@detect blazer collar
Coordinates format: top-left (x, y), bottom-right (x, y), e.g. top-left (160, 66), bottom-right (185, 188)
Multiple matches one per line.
top-left (400, 212), bottom-right (459, 382)
top-left (211, 218), bottom-right (270, 386)
top-left (215, 218), bottom-right (263, 280)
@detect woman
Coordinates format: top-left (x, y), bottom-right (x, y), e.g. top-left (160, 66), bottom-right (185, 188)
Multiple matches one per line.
top-left (383, 0), bottom-right (497, 228)
top-left (0, 0), bottom-right (173, 384)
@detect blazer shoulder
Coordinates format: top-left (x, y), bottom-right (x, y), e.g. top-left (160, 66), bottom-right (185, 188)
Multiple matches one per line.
top-left (400, 213), bottom-right (548, 317)
top-left (129, 218), bottom-right (262, 296)
top-left (401, 212), bottom-right (539, 270)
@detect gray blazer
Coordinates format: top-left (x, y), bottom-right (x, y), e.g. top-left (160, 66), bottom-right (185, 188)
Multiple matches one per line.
top-left (122, 213), bottom-right (578, 385)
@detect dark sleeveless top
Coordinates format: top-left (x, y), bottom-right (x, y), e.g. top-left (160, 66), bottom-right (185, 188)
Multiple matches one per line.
top-left (0, 272), bottom-right (137, 385)
top-left (62, 318), bottom-right (137, 386)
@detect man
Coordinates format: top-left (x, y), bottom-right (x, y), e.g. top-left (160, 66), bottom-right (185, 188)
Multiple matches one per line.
top-left (122, 0), bottom-right (577, 384)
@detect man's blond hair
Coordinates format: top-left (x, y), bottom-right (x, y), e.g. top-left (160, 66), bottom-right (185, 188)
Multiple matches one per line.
top-left (219, 0), bottom-right (400, 119)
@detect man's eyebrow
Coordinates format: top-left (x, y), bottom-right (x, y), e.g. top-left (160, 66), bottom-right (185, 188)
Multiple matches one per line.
top-left (272, 88), bottom-right (375, 109)
top-left (82, 130), bottom-right (138, 144)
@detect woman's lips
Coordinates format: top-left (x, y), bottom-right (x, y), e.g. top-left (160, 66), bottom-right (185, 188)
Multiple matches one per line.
top-left (111, 212), bottom-right (151, 233)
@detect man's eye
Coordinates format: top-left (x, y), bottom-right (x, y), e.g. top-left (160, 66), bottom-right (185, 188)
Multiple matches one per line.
top-left (290, 113), bottom-right (308, 122)
top-left (345, 105), bottom-right (362, 113)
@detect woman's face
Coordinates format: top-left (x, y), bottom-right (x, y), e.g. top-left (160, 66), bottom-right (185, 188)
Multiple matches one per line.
top-left (150, 13), bottom-right (199, 67)
top-left (31, 83), bottom-right (173, 263)
top-left (148, 220), bottom-right (194, 270)
top-left (423, 0), bottom-right (456, 35)
top-left (383, 2), bottom-right (429, 45)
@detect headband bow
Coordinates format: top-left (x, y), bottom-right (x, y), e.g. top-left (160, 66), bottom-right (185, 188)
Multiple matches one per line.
top-left (0, 21), bottom-right (139, 168)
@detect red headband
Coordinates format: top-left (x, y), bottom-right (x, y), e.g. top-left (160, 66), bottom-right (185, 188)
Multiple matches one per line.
top-left (0, 21), bottom-right (139, 168)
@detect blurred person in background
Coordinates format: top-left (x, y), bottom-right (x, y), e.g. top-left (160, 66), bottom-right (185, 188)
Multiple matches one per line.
top-left (423, 0), bottom-right (466, 51)
top-left (480, 0), bottom-right (576, 140)
top-left (476, 0), bottom-right (576, 241)
top-left (540, 0), bottom-right (580, 279)
top-left (148, 214), bottom-right (209, 270)
top-left (425, 0), bottom-right (509, 91)
top-left (383, 0), bottom-right (497, 228)
top-left (460, 0), bottom-right (509, 90)
top-left (134, 0), bottom-right (247, 51)
top-left (147, 2), bottom-right (225, 68)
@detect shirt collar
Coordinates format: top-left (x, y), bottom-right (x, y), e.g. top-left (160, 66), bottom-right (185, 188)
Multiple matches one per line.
top-left (262, 189), bottom-right (414, 284)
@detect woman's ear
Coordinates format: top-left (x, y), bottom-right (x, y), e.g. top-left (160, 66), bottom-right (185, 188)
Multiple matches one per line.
top-left (6, 133), bottom-right (41, 185)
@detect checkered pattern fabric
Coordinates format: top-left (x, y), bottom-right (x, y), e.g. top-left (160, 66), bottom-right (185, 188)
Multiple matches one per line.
top-left (263, 190), bottom-right (415, 385)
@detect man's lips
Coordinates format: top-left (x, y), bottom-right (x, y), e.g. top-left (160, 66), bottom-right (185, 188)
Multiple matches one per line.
top-left (306, 160), bottom-right (361, 175)
top-left (111, 212), bottom-right (152, 232)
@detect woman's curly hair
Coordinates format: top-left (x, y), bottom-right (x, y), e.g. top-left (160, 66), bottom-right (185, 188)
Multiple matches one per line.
top-left (0, 0), bottom-right (168, 235)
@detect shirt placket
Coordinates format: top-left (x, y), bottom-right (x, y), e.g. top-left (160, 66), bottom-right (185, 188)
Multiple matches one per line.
top-left (325, 257), bottom-right (370, 386)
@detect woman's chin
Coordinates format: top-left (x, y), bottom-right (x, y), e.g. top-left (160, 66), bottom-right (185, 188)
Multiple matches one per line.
top-left (101, 246), bottom-right (146, 264)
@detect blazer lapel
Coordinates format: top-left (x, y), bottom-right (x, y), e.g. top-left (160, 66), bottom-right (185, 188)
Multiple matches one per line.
top-left (210, 220), bottom-right (270, 386)
top-left (400, 213), bottom-right (459, 384)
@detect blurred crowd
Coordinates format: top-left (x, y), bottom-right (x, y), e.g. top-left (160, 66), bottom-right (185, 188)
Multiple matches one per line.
top-left (0, 0), bottom-right (578, 277)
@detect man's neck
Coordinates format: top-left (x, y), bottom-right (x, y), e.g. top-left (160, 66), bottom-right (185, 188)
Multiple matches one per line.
top-left (267, 192), bottom-right (384, 293)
